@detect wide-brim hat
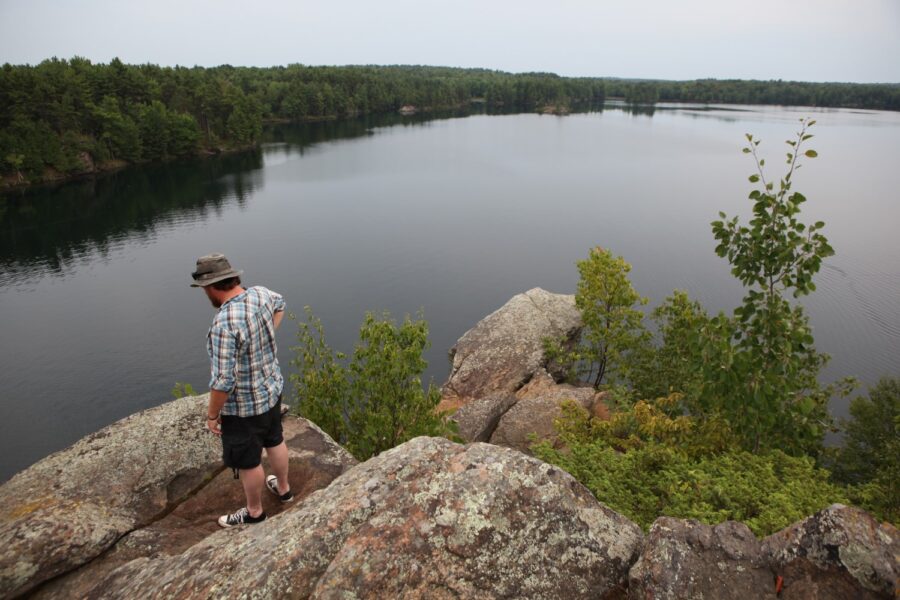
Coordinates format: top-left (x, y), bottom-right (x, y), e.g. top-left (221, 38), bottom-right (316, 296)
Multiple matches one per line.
top-left (190, 253), bottom-right (244, 287)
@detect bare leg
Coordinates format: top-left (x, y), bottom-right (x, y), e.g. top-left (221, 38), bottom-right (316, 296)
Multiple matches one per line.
top-left (265, 441), bottom-right (290, 494)
top-left (240, 465), bottom-right (265, 517)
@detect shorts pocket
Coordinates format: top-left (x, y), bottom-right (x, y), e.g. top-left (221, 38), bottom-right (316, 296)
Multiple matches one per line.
top-left (225, 440), bottom-right (261, 470)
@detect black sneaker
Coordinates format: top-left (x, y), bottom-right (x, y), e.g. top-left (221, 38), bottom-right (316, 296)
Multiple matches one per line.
top-left (218, 507), bottom-right (267, 528)
top-left (265, 475), bottom-right (294, 503)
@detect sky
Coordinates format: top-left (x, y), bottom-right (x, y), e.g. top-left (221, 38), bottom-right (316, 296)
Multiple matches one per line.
top-left (1, 0), bottom-right (898, 82)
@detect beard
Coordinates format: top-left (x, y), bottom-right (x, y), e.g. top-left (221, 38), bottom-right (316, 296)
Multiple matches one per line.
top-left (207, 294), bottom-right (222, 309)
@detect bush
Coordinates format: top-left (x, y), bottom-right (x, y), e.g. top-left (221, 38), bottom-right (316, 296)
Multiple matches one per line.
top-left (533, 400), bottom-right (850, 535)
top-left (544, 247), bottom-right (649, 389)
top-left (289, 307), bottom-right (456, 460)
top-left (629, 290), bottom-right (709, 404)
top-left (827, 377), bottom-right (899, 523)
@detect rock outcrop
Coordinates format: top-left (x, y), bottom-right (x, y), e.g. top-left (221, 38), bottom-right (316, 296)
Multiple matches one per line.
top-left (762, 504), bottom-right (898, 599)
top-left (0, 395), bottom-right (221, 598)
top-left (490, 368), bottom-right (608, 453)
top-left (627, 507), bottom-right (898, 600)
top-left (628, 518), bottom-right (774, 599)
top-left (441, 287), bottom-right (581, 407)
top-left (89, 436), bottom-right (644, 599)
top-left (441, 288), bottom-right (585, 446)
top-left (0, 396), bottom-right (356, 600)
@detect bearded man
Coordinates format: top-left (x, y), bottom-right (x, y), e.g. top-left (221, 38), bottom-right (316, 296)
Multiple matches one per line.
top-left (191, 253), bottom-right (294, 527)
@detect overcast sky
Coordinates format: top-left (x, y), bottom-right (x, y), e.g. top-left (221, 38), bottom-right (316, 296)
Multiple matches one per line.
top-left (1, 0), bottom-right (898, 82)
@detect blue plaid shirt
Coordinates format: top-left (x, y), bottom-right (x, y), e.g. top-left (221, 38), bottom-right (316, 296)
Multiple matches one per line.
top-left (207, 286), bottom-right (286, 417)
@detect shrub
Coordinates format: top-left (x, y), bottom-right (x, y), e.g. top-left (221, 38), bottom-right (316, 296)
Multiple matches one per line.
top-left (629, 290), bottom-right (709, 404)
top-left (533, 401), bottom-right (850, 535)
top-left (827, 377), bottom-right (899, 523)
top-left (576, 247), bottom-right (649, 388)
top-left (290, 307), bottom-right (456, 460)
top-left (544, 247), bottom-right (649, 389)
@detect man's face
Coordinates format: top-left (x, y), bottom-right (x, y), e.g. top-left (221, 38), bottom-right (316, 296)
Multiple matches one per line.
top-left (203, 286), bottom-right (222, 309)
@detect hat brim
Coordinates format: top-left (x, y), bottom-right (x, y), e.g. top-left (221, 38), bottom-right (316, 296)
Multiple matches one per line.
top-left (190, 269), bottom-right (244, 287)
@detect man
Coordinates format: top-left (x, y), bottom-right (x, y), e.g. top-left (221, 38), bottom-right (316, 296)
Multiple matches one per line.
top-left (191, 253), bottom-right (294, 527)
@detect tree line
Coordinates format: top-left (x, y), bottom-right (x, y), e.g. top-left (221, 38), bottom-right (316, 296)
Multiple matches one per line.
top-left (607, 78), bottom-right (900, 109)
top-left (2, 57), bottom-right (898, 185)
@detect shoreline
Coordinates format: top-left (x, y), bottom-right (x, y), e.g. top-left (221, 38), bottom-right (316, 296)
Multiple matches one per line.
top-left (0, 143), bottom-right (259, 195)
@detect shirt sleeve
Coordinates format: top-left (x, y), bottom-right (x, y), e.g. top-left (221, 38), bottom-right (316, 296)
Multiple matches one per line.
top-left (271, 290), bottom-right (285, 312)
top-left (208, 325), bottom-right (238, 393)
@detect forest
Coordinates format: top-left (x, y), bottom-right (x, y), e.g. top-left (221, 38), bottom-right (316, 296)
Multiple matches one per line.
top-left (2, 57), bottom-right (898, 185)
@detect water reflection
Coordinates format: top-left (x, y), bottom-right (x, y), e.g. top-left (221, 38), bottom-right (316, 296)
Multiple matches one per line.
top-left (0, 150), bottom-right (264, 285)
top-left (0, 106), bottom-right (581, 286)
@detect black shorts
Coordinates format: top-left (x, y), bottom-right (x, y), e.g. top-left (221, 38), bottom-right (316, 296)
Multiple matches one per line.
top-left (220, 397), bottom-right (284, 471)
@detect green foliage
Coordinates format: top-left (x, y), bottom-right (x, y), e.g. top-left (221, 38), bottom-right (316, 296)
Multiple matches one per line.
top-left (701, 119), bottom-right (855, 455)
top-left (827, 377), bottom-right (899, 523)
top-left (530, 122), bottom-right (891, 531)
top-left (533, 401), bottom-right (850, 535)
top-left (629, 290), bottom-right (709, 403)
top-left (138, 101), bottom-right (170, 161)
top-left (288, 307), bottom-right (350, 440)
top-left (171, 382), bottom-right (196, 398)
top-left (166, 111), bottom-right (200, 157)
top-left (603, 78), bottom-right (900, 111)
top-left (92, 95), bottom-right (142, 161)
top-left (570, 247), bottom-right (649, 388)
top-left (226, 93), bottom-right (262, 145)
top-left (290, 307), bottom-right (457, 460)
top-left (4, 152), bottom-right (25, 181)
top-left (828, 377), bottom-right (899, 483)
top-left (624, 83), bottom-right (659, 105)
top-left (552, 395), bottom-right (735, 458)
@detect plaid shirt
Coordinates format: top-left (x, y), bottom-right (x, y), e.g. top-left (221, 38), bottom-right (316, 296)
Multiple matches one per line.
top-left (207, 286), bottom-right (285, 417)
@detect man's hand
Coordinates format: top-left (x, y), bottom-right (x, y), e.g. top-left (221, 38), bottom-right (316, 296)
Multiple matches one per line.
top-left (206, 389), bottom-right (228, 435)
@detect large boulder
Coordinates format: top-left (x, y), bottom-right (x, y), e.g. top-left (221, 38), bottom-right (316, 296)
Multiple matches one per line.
top-left (762, 504), bottom-right (898, 599)
top-left (0, 394), bottom-right (222, 599)
top-left (628, 518), bottom-right (775, 600)
top-left (490, 368), bottom-right (608, 453)
top-left (29, 414), bottom-right (357, 599)
top-left (441, 287), bottom-right (581, 409)
top-left (91, 436), bottom-right (644, 599)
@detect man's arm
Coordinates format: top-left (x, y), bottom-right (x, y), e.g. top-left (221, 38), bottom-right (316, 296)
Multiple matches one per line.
top-left (207, 324), bottom-right (238, 434)
top-left (271, 291), bottom-right (286, 330)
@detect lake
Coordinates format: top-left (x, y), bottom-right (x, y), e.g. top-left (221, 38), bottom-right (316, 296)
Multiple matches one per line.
top-left (2, 103), bottom-right (899, 482)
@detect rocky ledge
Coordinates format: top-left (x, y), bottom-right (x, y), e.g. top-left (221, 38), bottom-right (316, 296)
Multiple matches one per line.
top-left (0, 395), bottom-right (356, 599)
top-left (1, 411), bottom-right (895, 599)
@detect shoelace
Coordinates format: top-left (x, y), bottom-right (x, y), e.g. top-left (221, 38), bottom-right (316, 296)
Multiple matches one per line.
top-left (228, 507), bottom-right (250, 523)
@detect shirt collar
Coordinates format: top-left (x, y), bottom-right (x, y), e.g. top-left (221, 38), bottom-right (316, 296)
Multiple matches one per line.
top-left (218, 288), bottom-right (248, 310)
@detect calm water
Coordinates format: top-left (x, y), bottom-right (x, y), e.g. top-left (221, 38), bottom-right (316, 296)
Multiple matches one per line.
top-left (2, 104), bottom-right (899, 481)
